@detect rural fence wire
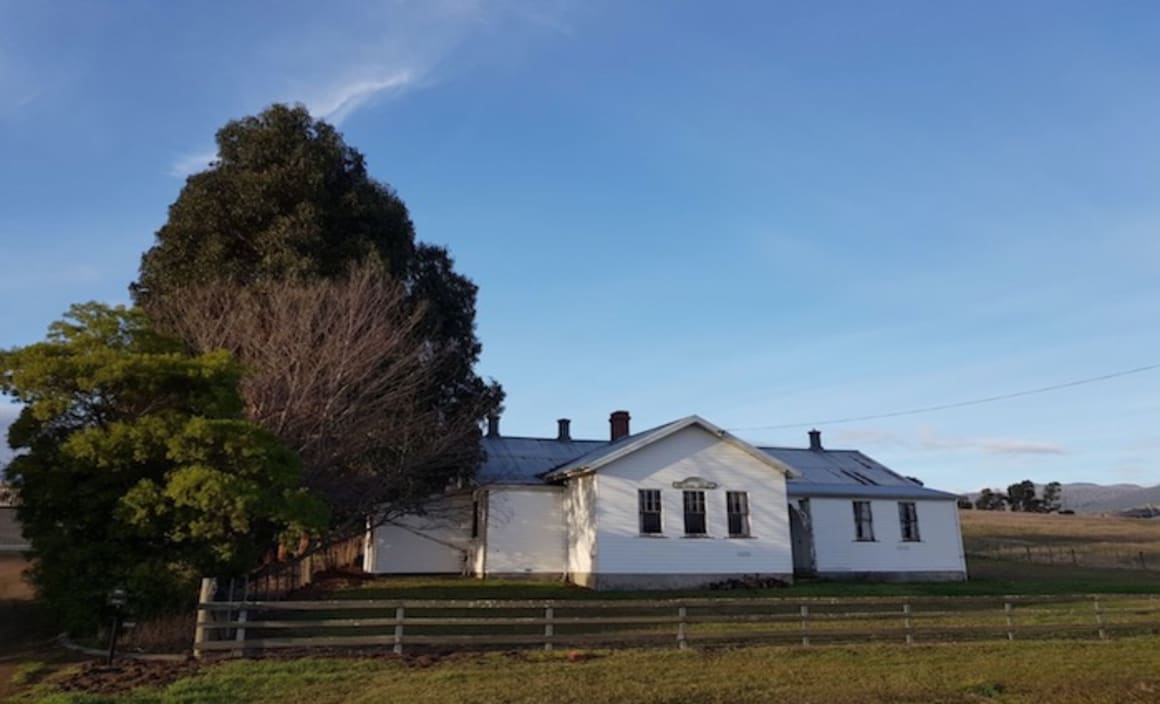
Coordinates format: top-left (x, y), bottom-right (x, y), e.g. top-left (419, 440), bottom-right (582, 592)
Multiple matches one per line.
top-left (967, 541), bottom-right (1158, 571)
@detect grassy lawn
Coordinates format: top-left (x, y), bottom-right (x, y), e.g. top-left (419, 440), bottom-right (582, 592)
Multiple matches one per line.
top-left (14, 637), bottom-right (1160, 704)
top-left (9, 511), bottom-right (1160, 702)
top-left (307, 556), bottom-right (1160, 603)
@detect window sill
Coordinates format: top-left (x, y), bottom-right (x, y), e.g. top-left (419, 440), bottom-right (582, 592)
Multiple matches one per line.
top-left (637, 533), bottom-right (668, 538)
top-left (854, 539), bottom-right (877, 543)
top-left (726, 535), bottom-right (756, 540)
top-left (680, 534), bottom-right (714, 539)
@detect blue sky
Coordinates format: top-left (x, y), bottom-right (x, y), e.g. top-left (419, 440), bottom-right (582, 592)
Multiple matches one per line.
top-left (2, 0), bottom-right (1159, 493)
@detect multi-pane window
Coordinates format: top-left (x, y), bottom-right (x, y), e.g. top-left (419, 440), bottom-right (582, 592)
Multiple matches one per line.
top-left (726, 491), bottom-right (750, 537)
top-left (639, 489), bottom-right (662, 534)
top-left (683, 490), bottom-right (707, 535)
top-left (898, 501), bottom-right (920, 542)
top-left (853, 500), bottom-right (875, 541)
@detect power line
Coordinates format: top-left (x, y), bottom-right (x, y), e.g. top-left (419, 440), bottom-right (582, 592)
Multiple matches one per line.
top-left (728, 363), bottom-right (1160, 432)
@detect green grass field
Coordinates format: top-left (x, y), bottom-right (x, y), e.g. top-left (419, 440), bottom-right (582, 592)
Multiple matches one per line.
top-left (14, 638), bottom-right (1160, 704)
top-left (8, 510), bottom-right (1160, 702)
top-left (308, 555), bottom-right (1160, 603)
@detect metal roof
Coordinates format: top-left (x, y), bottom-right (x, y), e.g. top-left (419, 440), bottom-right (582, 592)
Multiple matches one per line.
top-left (784, 483), bottom-right (958, 500)
top-left (542, 416), bottom-right (795, 481)
top-left (478, 436), bottom-right (606, 485)
top-left (760, 447), bottom-right (914, 486)
top-left (761, 447), bottom-right (957, 500)
top-left (475, 424), bottom-right (956, 501)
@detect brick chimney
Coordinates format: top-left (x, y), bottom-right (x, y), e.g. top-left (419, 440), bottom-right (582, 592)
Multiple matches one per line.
top-left (610, 410), bottom-right (631, 441)
top-left (557, 418), bottom-right (572, 442)
top-left (808, 429), bottom-right (822, 451)
top-left (487, 414), bottom-right (500, 438)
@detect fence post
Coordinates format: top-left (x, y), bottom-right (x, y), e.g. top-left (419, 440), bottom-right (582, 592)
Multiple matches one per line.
top-left (1071, 548), bottom-right (1078, 566)
top-left (677, 606), bottom-right (688, 650)
top-left (544, 606), bottom-right (554, 652)
top-left (233, 578), bottom-right (249, 658)
top-left (1004, 601), bottom-right (1015, 641)
top-left (902, 601), bottom-right (913, 645)
top-left (1094, 596), bottom-right (1106, 641)
top-left (800, 605), bottom-right (810, 647)
top-left (193, 577), bottom-right (216, 659)
top-left (1024, 546), bottom-right (1032, 562)
top-left (393, 606), bottom-right (405, 655)
top-left (1140, 551), bottom-right (1147, 570)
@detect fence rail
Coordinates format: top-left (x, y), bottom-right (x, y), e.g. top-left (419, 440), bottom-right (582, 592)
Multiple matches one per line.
top-left (192, 589), bottom-right (1160, 657)
top-left (966, 541), bottom-right (1160, 571)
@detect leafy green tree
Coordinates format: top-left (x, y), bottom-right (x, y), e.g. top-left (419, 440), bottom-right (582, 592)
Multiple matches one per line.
top-left (1041, 481), bottom-right (1063, 513)
top-left (1, 304), bottom-right (325, 631)
top-left (133, 105), bottom-right (415, 292)
top-left (974, 488), bottom-right (1008, 511)
top-left (1006, 480), bottom-right (1040, 512)
top-left (133, 103), bottom-right (502, 533)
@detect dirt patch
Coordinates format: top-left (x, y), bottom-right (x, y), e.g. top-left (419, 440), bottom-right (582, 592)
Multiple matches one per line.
top-left (0, 553), bottom-right (33, 601)
top-left (54, 659), bottom-right (201, 695)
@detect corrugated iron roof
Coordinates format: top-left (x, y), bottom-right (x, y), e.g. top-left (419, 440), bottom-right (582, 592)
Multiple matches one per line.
top-left (478, 436), bottom-right (606, 485)
top-left (760, 447), bottom-right (913, 486)
top-left (541, 416), bottom-right (795, 481)
top-left (784, 483), bottom-right (958, 500)
top-left (759, 447), bottom-right (956, 499)
top-left (475, 425), bottom-right (956, 500)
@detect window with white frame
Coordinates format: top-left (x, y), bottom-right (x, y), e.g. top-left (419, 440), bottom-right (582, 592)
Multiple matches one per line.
top-left (639, 489), bottom-right (662, 534)
top-left (683, 490), bottom-right (707, 535)
top-left (898, 501), bottom-right (920, 542)
top-left (726, 491), bottom-right (750, 537)
top-left (853, 500), bottom-right (875, 541)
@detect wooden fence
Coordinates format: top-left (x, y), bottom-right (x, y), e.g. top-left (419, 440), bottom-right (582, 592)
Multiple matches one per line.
top-left (193, 591), bottom-right (1160, 657)
top-left (246, 536), bottom-right (364, 601)
top-left (967, 541), bottom-right (1160, 571)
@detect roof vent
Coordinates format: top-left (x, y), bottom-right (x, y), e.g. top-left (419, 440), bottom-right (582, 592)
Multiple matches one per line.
top-left (808, 429), bottom-right (822, 451)
top-left (557, 418), bottom-right (572, 442)
top-left (487, 414), bottom-right (500, 438)
top-left (610, 410), bottom-right (631, 441)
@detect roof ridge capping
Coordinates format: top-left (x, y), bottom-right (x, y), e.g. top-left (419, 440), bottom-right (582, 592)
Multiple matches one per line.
top-left (541, 415), bottom-right (800, 481)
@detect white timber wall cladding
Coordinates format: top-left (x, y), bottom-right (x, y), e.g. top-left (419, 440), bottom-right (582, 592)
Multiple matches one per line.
top-left (594, 425), bottom-right (793, 577)
top-left (809, 498), bottom-right (966, 575)
top-left (484, 487), bottom-right (567, 576)
top-left (364, 495), bottom-right (472, 574)
top-left (565, 475), bottom-right (596, 581)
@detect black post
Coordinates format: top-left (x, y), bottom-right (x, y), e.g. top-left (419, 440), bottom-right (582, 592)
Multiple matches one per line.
top-left (105, 608), bottom-right (121, 666)
top-left (104, 587), bottom-right (127, 666)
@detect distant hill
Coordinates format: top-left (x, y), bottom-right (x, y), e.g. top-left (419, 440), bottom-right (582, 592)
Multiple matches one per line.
top-left (1058, 483), bottom-right (1160, 514)
top-left (967, 483), bottom-right (1160, 514)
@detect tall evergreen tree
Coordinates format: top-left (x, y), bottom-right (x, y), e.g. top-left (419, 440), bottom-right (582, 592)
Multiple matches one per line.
top-left (133, 104), bottom-right (502, 533)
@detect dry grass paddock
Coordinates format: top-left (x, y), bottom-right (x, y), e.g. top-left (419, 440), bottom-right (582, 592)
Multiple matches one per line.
top-left (960, 509), bottom-right (1160, 570)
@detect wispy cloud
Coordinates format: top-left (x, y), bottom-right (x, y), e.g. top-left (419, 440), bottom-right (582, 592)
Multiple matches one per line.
top-left (830, 425), bottom-right (1065, 456)
top-left (311, 70), bottom-right (417, 125)
top-left (169, 1), bottom-right (575, 177)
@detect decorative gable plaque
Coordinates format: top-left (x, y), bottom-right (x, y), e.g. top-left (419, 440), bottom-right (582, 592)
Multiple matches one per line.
top-left (672, 476), bottom-right (719, 490)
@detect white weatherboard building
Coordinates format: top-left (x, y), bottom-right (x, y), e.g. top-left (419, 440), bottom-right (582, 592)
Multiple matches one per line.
top-left (364, 412), bottom-right (967, 589)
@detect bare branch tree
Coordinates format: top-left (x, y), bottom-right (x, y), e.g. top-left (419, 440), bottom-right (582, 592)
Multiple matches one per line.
top-left (146, 263), bottom-right (486, 542)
